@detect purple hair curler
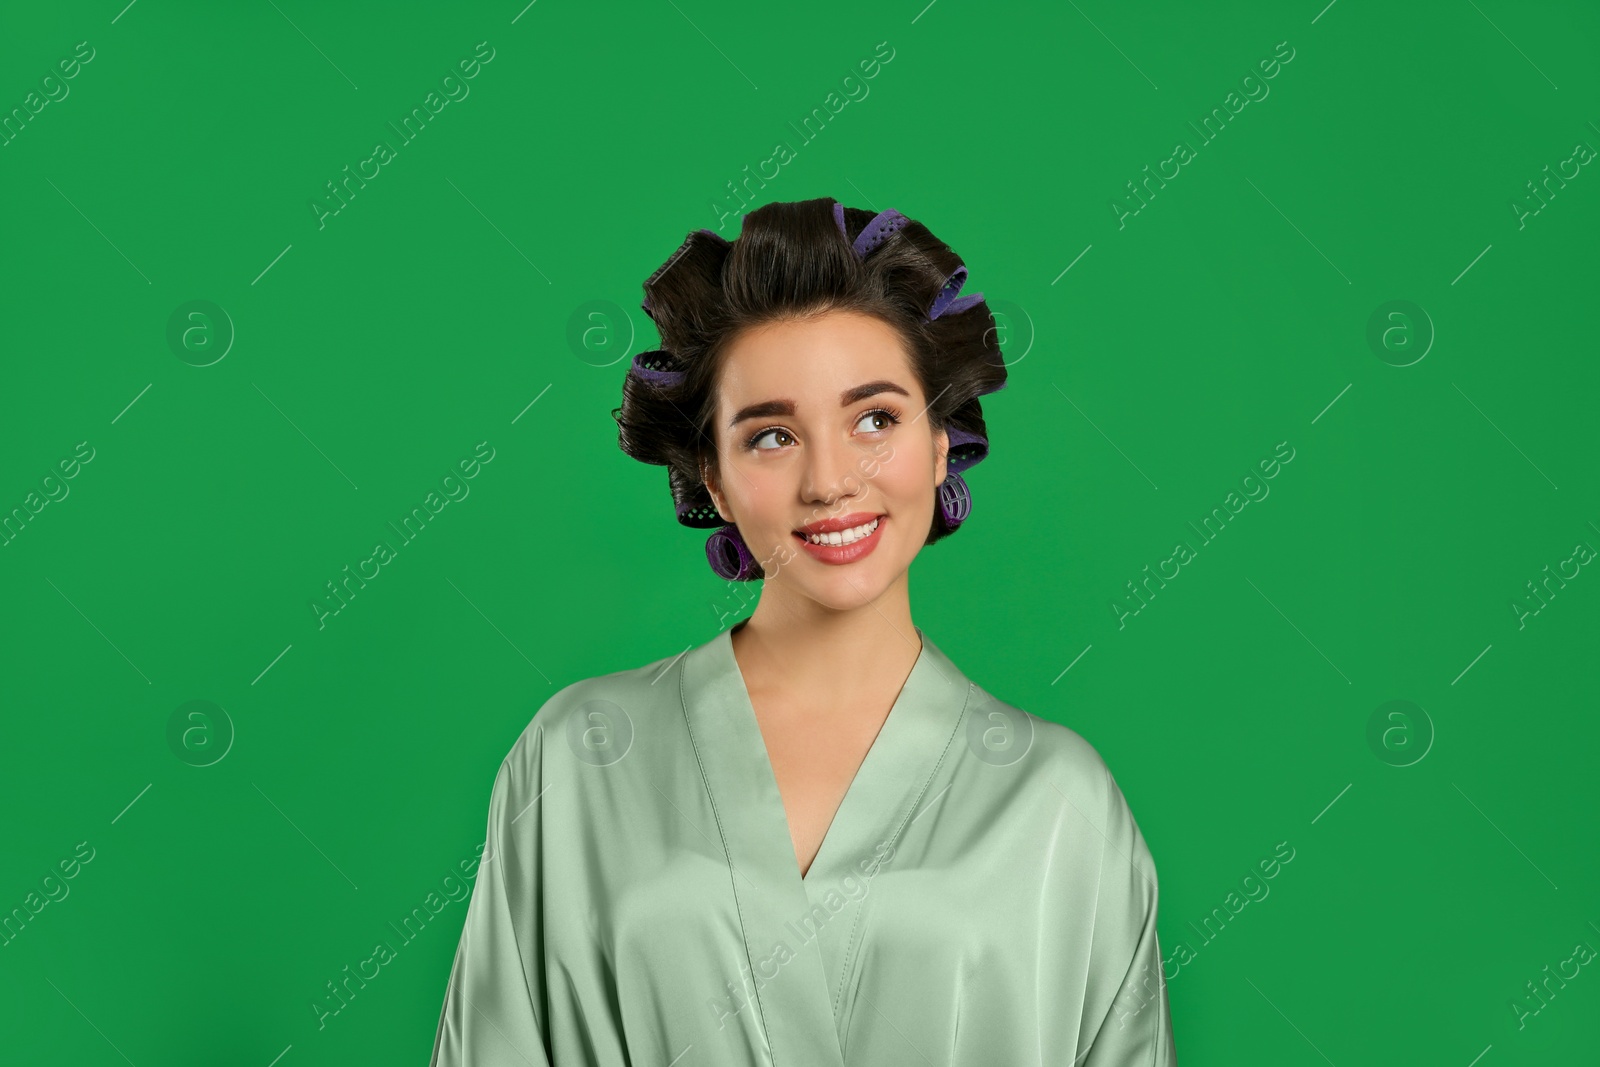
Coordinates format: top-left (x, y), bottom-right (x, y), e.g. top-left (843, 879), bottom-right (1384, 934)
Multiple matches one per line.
top-left (928, 265), bottom-right (985, 320)
top-left (629, 349), bottom-right (684, 388)
top-left (938, 472), bottom-right (972, 529)
top-left (851, 209), bottom-right (908, 257)
top-left (945, 426), bottom-right (989, 474)
top-left (706, 523), bottom-right (760, 581)
top-left (835, 203), bottom-right (984, 321)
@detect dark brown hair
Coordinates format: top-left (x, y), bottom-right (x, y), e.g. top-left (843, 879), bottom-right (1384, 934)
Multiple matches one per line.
top-left (611, 197), bottom-right (1006, 565)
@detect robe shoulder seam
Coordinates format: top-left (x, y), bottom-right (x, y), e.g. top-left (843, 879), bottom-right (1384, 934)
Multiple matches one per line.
top-left (501, 653), bottom-right (687, 768)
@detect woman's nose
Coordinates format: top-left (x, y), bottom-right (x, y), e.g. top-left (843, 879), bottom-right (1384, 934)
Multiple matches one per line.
top-left (800, 435), bottom-right (865, 506)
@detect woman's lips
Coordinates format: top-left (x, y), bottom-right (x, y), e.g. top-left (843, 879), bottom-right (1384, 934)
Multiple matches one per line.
top-left (792, 515), bottom-right (886, 565)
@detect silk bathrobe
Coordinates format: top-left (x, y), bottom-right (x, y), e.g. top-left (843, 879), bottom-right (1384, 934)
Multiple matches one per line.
top-left (431, 626), bottom-right (1176, 1066)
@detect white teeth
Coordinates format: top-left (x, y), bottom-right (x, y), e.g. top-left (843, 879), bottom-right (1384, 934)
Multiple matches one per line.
top-left (804, 517), bottom-right (880, 546)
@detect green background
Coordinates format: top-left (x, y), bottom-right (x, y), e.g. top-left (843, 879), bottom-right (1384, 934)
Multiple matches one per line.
top-left (2, 0), bottom-right (1596, 1063)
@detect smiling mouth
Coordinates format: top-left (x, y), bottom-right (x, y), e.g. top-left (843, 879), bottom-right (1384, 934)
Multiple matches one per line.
top-left (794, 515), bottom-right (883, 547)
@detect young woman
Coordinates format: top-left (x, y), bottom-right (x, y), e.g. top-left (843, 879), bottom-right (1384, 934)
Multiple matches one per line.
top-left (431, 198), bottom-right (1176, 1066)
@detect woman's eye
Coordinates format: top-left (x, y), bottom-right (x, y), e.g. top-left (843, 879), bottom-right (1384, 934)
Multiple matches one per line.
top-left (855, 410), bottom-right (897, 434)
top-left (750, 428), bottom-right (794, 450)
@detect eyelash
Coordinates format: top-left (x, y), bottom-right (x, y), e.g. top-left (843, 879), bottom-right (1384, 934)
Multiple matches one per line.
top-left (743, 406), bottom-right (903, 451)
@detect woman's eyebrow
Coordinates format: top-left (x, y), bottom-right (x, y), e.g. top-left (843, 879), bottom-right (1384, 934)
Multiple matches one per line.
top-left (727, 380), bottom-right (911, 428)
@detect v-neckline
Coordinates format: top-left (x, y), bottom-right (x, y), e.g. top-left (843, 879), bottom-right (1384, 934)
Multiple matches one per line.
top-left (726, 622), bottom-right (928, 886)
top-left (679, 623), bottom-right (973, 1066)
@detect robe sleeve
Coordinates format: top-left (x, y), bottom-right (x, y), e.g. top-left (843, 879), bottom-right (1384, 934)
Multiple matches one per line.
top-left (1080, 760), bottom-right (1177, 1067)
top-left (430, 729), bottom-right (553, 1067)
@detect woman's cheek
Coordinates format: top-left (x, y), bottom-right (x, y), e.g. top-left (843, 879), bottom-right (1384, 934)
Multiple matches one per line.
top-left (876, 454), bottom-right (926, 499)
top-left (739, 472), bottom-right (795, 547)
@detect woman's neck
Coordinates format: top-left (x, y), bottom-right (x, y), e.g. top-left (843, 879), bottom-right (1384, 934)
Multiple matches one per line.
top-left (729, 582), bottom-right (921, 705)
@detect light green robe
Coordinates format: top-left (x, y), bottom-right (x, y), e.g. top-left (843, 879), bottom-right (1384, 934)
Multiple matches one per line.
top-left (431, 625), bottom-right (1176, 1065)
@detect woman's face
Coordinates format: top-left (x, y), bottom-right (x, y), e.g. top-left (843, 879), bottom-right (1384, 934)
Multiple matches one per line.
top-left (703, 308), bottom-right (949, 610)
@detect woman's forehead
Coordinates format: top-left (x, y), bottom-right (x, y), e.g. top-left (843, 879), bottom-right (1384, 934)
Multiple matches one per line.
top-left (717, 311), bottom-right (918, 405)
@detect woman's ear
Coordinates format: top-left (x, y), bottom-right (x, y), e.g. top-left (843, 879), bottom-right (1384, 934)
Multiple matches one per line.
top-left (701, 459), bottom-right (731, 522)
top-left (934, 426), bottom-right (950, 486)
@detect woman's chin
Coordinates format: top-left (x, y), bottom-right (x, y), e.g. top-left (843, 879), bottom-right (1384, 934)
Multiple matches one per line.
top-left (795, 561), bottom-right (905, 610)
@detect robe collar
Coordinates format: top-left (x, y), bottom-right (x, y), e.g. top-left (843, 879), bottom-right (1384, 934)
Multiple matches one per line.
top-left (679, 622), bottom-right (973, 1066)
